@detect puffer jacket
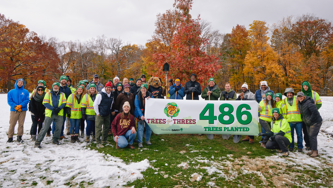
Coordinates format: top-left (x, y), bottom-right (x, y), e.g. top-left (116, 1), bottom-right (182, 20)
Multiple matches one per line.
top-left (299, 96), bottom-right (323, 126)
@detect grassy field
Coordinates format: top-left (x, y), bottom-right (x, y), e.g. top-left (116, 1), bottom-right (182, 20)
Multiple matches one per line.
top-left (89, 134), bottom-right (333, 188)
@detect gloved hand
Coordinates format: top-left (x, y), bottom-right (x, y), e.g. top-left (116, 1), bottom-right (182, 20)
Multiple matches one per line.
top-left (18, 109), bottom-right (22, 112)
top-left (175, 87), bottom-right (180, 91)
top-left (270, 135), bottom-right (276, 141)
top-left (189, 87), bottom-right (195, 92)
top-left (15, 105), bottom-right (22, 111)
top-left (258, 133), bottom-right (268, 136)
top-left (53, 108), bottom-right (60, 114)
top-left (67, 113), bottom-right (71, 118)
top-left (82, 114), bottom-right (86, 120)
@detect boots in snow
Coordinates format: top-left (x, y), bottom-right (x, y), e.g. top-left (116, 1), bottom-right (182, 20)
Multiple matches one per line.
top-left (31, 135), bottom-right (36, 141)
top-left (85, 136), bottom-right (90, 143)
top-left (75, 135), bottom-right (81, 143)
top-left (34, 142), bottom-right (41, 148)
top-left (7, 138), bottom-right (13, 143)
top-left (17, 136), bottom-right (23, 143)
top-left (307, 150), bottom-right (313, 156)
top-left (71, 135), bottom-right (75, 143)
top-left (310, 150), bottom-right (318, 157)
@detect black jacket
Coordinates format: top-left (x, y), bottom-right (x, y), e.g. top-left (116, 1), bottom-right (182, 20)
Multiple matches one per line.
top-left (130, 85), bottom-right (141, 96)
top-left (184, 80), bottom-right (201, 100)
top-left (299, 96), bottom-right (323, 126)
top-left (29, 97), bottom-right (46, 119)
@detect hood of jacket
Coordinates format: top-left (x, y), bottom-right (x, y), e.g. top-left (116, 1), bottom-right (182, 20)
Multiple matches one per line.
top-left (14, 79), bottom-right (25, 90)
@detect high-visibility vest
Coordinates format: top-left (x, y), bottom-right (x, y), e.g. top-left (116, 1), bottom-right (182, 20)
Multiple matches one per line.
top-left (284, 97), bottom-right (302, 122)
top-left (271, 118), bottom-right (292, 143)
top-left (258, 100), bottom-right (272, 122)
top-left (66, 94), bottom-right (82, 119)
top-left (81, 94), bottom-right (95, 116)
top-left (70, 86), bottom-right (76, 94)
top-left (43, 92), bottom-right (66, 118)
top-left (312, 91), bottom-right (322, 105)
top-left (276, 100), bottom-right (287, 119)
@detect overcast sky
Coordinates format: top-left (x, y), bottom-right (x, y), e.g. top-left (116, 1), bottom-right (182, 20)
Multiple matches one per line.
top-left (1, 0), bottom-right (333, 45)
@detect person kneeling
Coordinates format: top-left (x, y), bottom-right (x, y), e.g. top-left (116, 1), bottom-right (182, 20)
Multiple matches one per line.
top-left (111, 102), bottom-right (136, 149)
top-left (259, 108), bottom-right (292, 157)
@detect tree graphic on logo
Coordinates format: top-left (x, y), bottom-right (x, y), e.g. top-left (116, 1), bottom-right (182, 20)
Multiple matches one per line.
top-left (164, 102), bottom-right (180, 118)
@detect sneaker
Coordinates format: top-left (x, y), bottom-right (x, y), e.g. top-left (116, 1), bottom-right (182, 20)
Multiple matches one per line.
top-left (31, 135), bottom-right (36, 141)
top-left (34, 142), bottom-right (41, 148)
top-left (97, 144), bottom-right (104, 148)
top-left (138, 143), bottom-right (143, 148)
top-left (146, 141), bottom-right (152, 145)
top-left (242, 136), bottom-right (250, 141)
top-left (7, 138), bottom-right (13, 143)
top-left (298, 148), bottom-right (303, 152)
top-left (289, 148), bottom-right (293, 152)
top-left (282, 152), bottom-right (289, 157)
top-left (128, 145), bottom-right (135, 149)
top-left (60, 136), bottom-right (66, 140)
top-left (52, 141), bottom-right (62, 145)
top-left (249, 139), bottom-right (254, 144)
top-left (17, 136), bottom-right (23, 143)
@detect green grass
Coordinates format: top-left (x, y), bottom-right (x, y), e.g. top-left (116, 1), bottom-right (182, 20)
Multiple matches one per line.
top-left (90, 134), bottom-right (333, 187)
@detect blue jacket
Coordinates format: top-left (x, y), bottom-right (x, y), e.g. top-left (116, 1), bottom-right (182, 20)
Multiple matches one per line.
top-left (169, 85), bottom-right (185, 99)
top-left (60, 84), bottom-right (72, 99)
top-left (255, 87), bottom-right (274, 103)
top-left (134, 92), bottom-right (153, 119)
top-left (7, 79), bottom-right (30, 111)
top-left (44, 90), bottom-right (66, 111)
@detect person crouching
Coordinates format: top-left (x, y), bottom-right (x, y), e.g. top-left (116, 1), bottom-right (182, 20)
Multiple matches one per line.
top-left (111, 102), bottom-right (136, 149)
top-left (260, 108), bottom-right (292, 157)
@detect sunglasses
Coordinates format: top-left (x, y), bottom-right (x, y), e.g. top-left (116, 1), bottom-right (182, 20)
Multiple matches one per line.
top-left (37, 89), bottom-right (44, 91)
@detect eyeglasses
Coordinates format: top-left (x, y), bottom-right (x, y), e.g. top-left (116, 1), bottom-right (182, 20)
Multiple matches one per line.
top-left (37, 89), bottom-right (43, 91)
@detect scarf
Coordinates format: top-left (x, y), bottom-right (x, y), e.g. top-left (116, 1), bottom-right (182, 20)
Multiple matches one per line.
top-left (33, 91), bottom-right (45, 102)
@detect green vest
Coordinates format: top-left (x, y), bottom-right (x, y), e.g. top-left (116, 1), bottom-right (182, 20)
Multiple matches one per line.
top-left (284, 97), bottom-right (302, 122)
top-left (43, 92), bottom-right (66, 118)
top-left (259, 100), bottom-right (272, 122)
top-left (66, 94), bottom-right (82, 119)
top-left (81, 94), bottom-right (95, 116)
top-left (271, 118), bottom-right (292, 143)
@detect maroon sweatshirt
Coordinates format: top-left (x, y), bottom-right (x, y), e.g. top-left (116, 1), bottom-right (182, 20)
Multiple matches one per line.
top-left (111, 113), bottom-right (135, 136)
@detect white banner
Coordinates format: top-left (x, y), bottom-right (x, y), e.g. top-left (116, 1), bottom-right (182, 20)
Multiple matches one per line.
top-left (145, 99), bottom-right (259, 135)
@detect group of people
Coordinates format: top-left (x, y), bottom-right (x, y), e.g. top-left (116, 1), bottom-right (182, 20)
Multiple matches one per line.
top-left (7, 74), bottom-right (323, 157)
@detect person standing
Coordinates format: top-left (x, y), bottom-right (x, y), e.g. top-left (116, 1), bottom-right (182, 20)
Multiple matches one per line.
top-left (114, 84), bottom-right (135, 115)
top-left (184, 74), bottom-right (201, 100)
top-left (130, 79), bottom-right (142, 96)
top-left (274, 93), bottom-right (286, 118)
top-left (93, 81), bottom-right (114, 148)
top-left (301, 81), bottom-right (322, 151)
top-left (141, 74), bottom-right (147, 84)
top-left (66, 86), bottom-right (85, 143)
top-left (90, 74), bottom-right (104, 93)
top-left (7, 78), bottom-right (30, 143)
top-left (111, 101), bottom-right (137, 149)
top-left (297, 92), bottom-right (323, 157)
top-left (129, 78), bottom-right (135, 87)
top-left (122, 78), bottom-right (129, 86)
top-left (262, 108), bottom-right (292, 157)
top-left (255, 81), bottom-right (274, 103)
top-left (81, 83), bottom-right (98, 143)
top-left (134, 84), bottom-right (153, 148)
top-left (67, 76), bottom-right (76, 94)
top-left (114, 83), bottom-right (123, 103)
top-left (169, 78), bottom-right (185, 100)
top-left (29, 85), bottom-right (46, 141)
top-left (284, 88), bottom-right (303, 152)
top-left (258, 92), bottom-right (276, 148)
top-left (30, 80), bottom-right (50, 99)
top-left (35, 82), bottom-right (67, 148)
top-left (201, 78), bottom-right (221, 140)
top-left (113, 76), bottom-right (120, 89)
top-left (221, 82), bottom-right (237, 100)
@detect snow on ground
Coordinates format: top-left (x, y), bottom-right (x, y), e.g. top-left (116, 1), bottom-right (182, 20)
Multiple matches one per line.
top-left (0, 95), bottom-right (149, 188)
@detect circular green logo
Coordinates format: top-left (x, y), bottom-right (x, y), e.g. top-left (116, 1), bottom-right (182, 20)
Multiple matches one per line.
top-left (164, 102), bottom-right (180, 118)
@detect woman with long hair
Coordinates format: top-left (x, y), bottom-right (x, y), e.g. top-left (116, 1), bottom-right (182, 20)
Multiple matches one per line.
top-left (81, 83), bottom-right (98, 143)
top-left (258, 92), bottom-right (276, 148)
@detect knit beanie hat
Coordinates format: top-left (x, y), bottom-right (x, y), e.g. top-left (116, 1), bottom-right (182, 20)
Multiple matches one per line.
top-left (122, 101), bottom-right (131, 110)
top-left (116, 82), bottom-right (123, 88)
top-left (88, 83), bottom-right (97, 89)
top-left (141, 83), bottom-right (148, 90)
top-left (260, 81), bottom-right (268, 86)
top-left (274, 93), bottom-right (282, 100)
top-left (266, 92), bottom-right (273, 98)
top-left (272, 108), bottom-right (281, 115)
top-left (60, 75), bottom-right (68, 81)
top-left (52, 82), bottom-right (60, 88)
top-left (208, 78), bottom-right (215, 83)
top-left (38, 80), bottom-right (46, 86)
top-left (124, 84), bottom-right (131, 88)
top-left (241, 82), bottom-right (248, 89)
top-left (105, 81), bottom-right (113, 88)
top-left (77, 85), bottom-right (85, 92)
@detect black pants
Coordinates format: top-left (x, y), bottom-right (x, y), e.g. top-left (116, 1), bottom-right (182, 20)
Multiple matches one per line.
top-left (306, 122), bottom-right (322, 151)
top-left (266, 135), bottom-right (291, 152)
top-left (30, 115), bottom-right (44, 135)
top-left (260, 119), bottom-right (271, 144)
top-left (80, 119), bottom-right (85, 132)
top-left (302, 123), bottom-right (310, 148)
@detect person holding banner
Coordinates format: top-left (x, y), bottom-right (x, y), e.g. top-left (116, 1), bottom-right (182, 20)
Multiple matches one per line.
top-left (169, 78), bottom-right (185, 100)
top-left (134, 84), bottom-right (153, 148)
top-left (221, 82), bottom-right (237, 100)
top-left (262, 108), bottom-right (291, 157)
top-left (258, 92), bottom-right (276, 148)
top-left (201, 78), bottom-right (221, 140)
top-left (284, 88), bottom-right (303, 152)
top-left (184, 73), bottom-right (201, 100)
top-left (111, 102), bottom-right (136, 149)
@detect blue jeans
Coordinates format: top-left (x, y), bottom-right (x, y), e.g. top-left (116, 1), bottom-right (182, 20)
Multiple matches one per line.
top-left (70, 119), bottom-right (80, 134)
top-left (289, 122), bottom-right (303, 149)
top-left (113, 130), bottom-right (137, 148)
top-left (52, 115), bottom-right (66, 136)
top-left (86, 120), bottom-right (95, 136)
top-left (137, 120), bottom-right (152, 143)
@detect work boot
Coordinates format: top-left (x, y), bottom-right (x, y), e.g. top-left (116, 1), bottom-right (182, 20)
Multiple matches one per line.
top-left (305, 146), bottom-right (311, 151)
top-left (298, 148), bottom-right (303, 152)
top-left (289, 148), bottom-right (293, 152)
top-left (34, 142), bottom-right (42, 148)
top-left (85, 136), bottom-right (90, 143)
top-left (60, 136), bottom-right (66, 140)
top-left (75, 135), bottom-right (81, 143)
top-left (46, 133), bottom-right (51, 137)
top-left (277, 150), bottom-right (283, 153)
top-left (307, 150), bottom-right (314, 156)
top-left (260, 142), bottom-right (266, 148)
top-left (249, 138), bottom-right (254, 144)
top-left (310, 150), bottom-right (318, 157)
top-left (92, 135), bottom-right (96, 142)
top-left (17, 136), bottom-right (23, 143)
top-left (282, 152), bottom-right (289, 157)
top-left (7, 138), bottom-right (13, 143)
top-left (31, 135), bottom-right (36, 141)
top-left (242, 136), bottom-right (250, 141)
top-left (71, 135), bottom-right (75, 143)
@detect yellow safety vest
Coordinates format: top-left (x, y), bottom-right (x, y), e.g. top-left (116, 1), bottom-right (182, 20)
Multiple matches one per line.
top-left (276, 100), bottom-right (287, 119)
top-left (312, 91), bottom-right (322, 105)
top-left (66, 94), bottom-right (82, 119)
top-left (70, 86), bottom-right (76, 94)
top-left (271, 118), bottom-right (292, 143)
top-left (258, 100), bottom-right (272, 122)
top-left (284, 97), bottom-right (302, 122)
top-left (43, 92), bottom-right (66, 118)
top-left (81, 94), bottom-right (95, 116)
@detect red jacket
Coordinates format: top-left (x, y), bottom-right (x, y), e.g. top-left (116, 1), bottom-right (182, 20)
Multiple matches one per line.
top-left (111, 113), bottom-right (135, 136)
